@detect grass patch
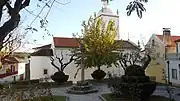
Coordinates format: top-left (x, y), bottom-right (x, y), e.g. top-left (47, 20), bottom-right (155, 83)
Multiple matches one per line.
top-left (101, 93), bottom-right (173, 101)
top-left (23, 96), bottom-right (66, 101)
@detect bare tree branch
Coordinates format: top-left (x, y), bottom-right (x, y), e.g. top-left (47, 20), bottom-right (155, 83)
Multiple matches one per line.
top-left (55, 52), bottom-right (64, 71)
top-left (50, 51), bottom-right (75, 72)
top-left (50, 56), bottom-right (60, 72)
top-left (62, 54), bottom-right (75, 71)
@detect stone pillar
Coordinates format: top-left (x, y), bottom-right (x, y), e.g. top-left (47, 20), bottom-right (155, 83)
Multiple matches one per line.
top-left (80, 43), bottom-right (85, 82)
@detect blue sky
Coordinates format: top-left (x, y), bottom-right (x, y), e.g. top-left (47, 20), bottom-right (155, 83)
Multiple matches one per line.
top-left (20, 0), bottom-right (180, 51)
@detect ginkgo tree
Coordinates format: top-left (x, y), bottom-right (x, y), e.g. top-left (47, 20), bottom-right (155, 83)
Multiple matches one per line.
top-left (73, 16), bottom-right (121, 80)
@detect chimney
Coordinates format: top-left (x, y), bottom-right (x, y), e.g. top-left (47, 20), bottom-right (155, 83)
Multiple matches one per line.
top-left (162, 28), bottom-right (171, 46)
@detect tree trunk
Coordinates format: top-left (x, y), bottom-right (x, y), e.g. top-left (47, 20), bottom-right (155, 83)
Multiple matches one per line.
top-left (0, 0), bottom-right (30, 51)
top-left (97, 66), bottom-right (101, 70)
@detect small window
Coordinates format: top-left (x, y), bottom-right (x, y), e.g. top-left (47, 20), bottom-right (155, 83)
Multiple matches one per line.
top-left (43, 69), bottom-right (48, 75)
top-left (152, 39), bottom-right (155, 46)
top-left (172, 69), bottom-right (177, 80)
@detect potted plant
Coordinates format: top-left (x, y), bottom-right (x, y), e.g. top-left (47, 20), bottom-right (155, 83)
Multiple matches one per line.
top-left (50, 51), bottom-right (75, 84)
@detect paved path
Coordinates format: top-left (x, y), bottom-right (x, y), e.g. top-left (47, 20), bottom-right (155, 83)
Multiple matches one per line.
top-left (51, 84), bottom-right (180, 101)
top-left (153, 86), bottom-right (180, 101)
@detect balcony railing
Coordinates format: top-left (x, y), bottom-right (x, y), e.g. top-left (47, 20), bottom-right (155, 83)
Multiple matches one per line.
top-left (0, 71), bottom-right (18, 78)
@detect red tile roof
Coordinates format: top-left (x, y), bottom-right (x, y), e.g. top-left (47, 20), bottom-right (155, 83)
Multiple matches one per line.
top-left (53, 37), bottom-right (140, 50)
top-left (156, 35), bottom-right (180, 42)
top-left (53, 37), bottom-right (80, 48)
top-left (156, 35), bottom-right (180, 47)
top-left (174, 38), bottom-right (180, 42)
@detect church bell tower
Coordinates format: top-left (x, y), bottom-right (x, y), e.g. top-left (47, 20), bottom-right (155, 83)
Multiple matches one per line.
top-left (96, 0), bottom-right (120, 40)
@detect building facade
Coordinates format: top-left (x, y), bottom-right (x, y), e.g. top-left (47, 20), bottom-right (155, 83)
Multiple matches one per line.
top-left (0, 56), bottom-right (27, 84)
top-left (30, 37), bottom-right (140, 83)
top-left (145, 28), bottom-right (180, 84)
top-left (166, 39), bottom-right (180, 85)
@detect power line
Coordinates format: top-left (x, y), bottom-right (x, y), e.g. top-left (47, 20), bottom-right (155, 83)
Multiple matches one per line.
top-left (29, 0), bottom-right (52, 26)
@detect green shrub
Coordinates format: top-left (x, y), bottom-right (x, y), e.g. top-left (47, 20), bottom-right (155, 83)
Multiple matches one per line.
top-left (51, 71), bottom-right (69, 84)
top-left (13, 79), bottom-right (39, 85)
top-left (125, 65), bottom-right (145, 76)
top-left (91, 70), bottom-right (106, 80)
top-left (119, 82), bottom-right (156, 100)
top-left (121, 75), bottom-right (150, 83)
top-left (109, 65), bottom-right (157, 101)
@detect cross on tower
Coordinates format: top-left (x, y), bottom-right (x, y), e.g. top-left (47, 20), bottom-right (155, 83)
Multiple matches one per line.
top-left (101, 0), bottom-right (112, 8)
top-left (101, 0), bottom-right (112, 4)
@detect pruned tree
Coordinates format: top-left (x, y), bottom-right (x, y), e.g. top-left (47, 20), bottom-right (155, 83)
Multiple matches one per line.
top-left (118, 50), bottom-right (151, 71)
top-left (118, 51), bottom-right (142, 70)
top-left (50, 51), bottom-right (75, 72)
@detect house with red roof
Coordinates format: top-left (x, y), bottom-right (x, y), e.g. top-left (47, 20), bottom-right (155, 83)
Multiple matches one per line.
top-left (145, 28), bottom-right (180, 84)
top-left (146, 28), bottom-right (180, 58)
top-left (0, 55), bottom-right (27, 84)
top-left (30, 37), bottom-right (141, 82)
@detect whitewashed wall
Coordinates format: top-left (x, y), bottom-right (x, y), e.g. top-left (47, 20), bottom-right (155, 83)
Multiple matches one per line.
top-left (30, 47), bottom-right (140, 83)
top-left (54, 47), bottom-right (137, 83)
top-left (18, 63), bottom-right (26, 75)
top-left (30, 56), bottom-right (57, 80)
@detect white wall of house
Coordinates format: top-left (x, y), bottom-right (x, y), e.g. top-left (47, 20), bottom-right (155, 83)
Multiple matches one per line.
top-left (54, 47), bottom-right (125, 83)
top-left (18, 63), bottom-right (26, 75)
top-left (30, 47), bottom-right (138, 83)
top-left (30, 56), bottom-right (57, 80)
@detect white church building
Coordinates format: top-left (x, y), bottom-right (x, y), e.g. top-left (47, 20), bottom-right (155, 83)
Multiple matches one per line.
top-left (30, 1), bottom-right (141, 83)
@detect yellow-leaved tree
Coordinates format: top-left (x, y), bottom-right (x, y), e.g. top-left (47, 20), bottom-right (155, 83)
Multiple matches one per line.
top-left (73, 16), bottom-right (121, 80)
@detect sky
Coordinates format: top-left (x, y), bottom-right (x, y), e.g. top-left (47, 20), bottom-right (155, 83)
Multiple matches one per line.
top-left (19, 0), bottom-right (180, 51)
